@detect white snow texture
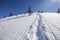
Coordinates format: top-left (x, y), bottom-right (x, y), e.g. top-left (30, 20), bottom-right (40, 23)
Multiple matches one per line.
top-left (0, 12), bottom-right (60, 40)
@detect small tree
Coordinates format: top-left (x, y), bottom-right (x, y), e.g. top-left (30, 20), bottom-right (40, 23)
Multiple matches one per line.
top-left (41, 11), bottom-right (43, 13)
top-left (3, 16), bottom-right (6, 18)
top-left (38, 10), bottom-right (40, 13)
top-left (57, 9), bottom-right (60, 13)
top-left (27, 6), bottom-right (32, 16)
top-left (9, 12), bottom-right (13, 16)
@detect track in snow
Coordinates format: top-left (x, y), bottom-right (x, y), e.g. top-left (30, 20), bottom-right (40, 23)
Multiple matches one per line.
top-left (36, 13), bottom-right (49, 40)
top-left (43, 18), bottom-right (58, 40)
top-left (41, 14), bottom-right (60, 40)
top-left (25, 13), bottom-right (49, 40)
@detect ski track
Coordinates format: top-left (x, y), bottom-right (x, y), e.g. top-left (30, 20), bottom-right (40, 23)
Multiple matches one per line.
top-left (41, 14), bottom-right (60, 40)
top-left (44, 19), bottom-right (58, 40)
top-left (46, 20), bottom-right (60, 31)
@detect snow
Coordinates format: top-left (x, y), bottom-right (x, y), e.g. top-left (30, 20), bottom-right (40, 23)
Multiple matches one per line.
top-left (0, 12), bottom-right (37, 40)
top-left (41, 13), bottom-right (60, 40)
top-left (0, 12), bottom-right (60, 40)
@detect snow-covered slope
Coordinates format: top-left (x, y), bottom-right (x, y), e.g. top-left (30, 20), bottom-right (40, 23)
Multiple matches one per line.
top-left (0, 13), bottom-right (37, 40)
top-left (0, 12), bottom-right (60, 40)
top-left (41, 13), bottom-right (60, 40)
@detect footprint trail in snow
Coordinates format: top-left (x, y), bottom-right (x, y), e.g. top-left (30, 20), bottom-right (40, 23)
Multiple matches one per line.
top-left (25, 13), bottom-right (49, 40)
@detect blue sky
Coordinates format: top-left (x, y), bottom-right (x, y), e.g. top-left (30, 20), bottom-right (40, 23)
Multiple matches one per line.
top-left (0, 0), bottom-right (60, 18)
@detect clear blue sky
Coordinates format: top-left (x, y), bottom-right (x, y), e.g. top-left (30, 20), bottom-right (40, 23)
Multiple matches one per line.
top-left (0, 0), bottom-right (60, 18)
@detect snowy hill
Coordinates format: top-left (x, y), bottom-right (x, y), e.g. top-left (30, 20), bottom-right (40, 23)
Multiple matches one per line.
top-left (0, 12), bottom-right (60, 40)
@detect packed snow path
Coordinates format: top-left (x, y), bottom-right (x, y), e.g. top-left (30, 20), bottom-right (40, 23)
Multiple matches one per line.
top-left (25, 13), bottom-right (48, 40)
top-left (25, 13), bottom-right (60, 40)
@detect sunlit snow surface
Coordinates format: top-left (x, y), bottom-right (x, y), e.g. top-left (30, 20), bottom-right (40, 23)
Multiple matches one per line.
top-left (0, 12), bottom-right (60, 40)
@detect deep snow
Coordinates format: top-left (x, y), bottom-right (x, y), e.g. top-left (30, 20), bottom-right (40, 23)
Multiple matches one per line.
top-left (0, 12), bottom-right (60, 40)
